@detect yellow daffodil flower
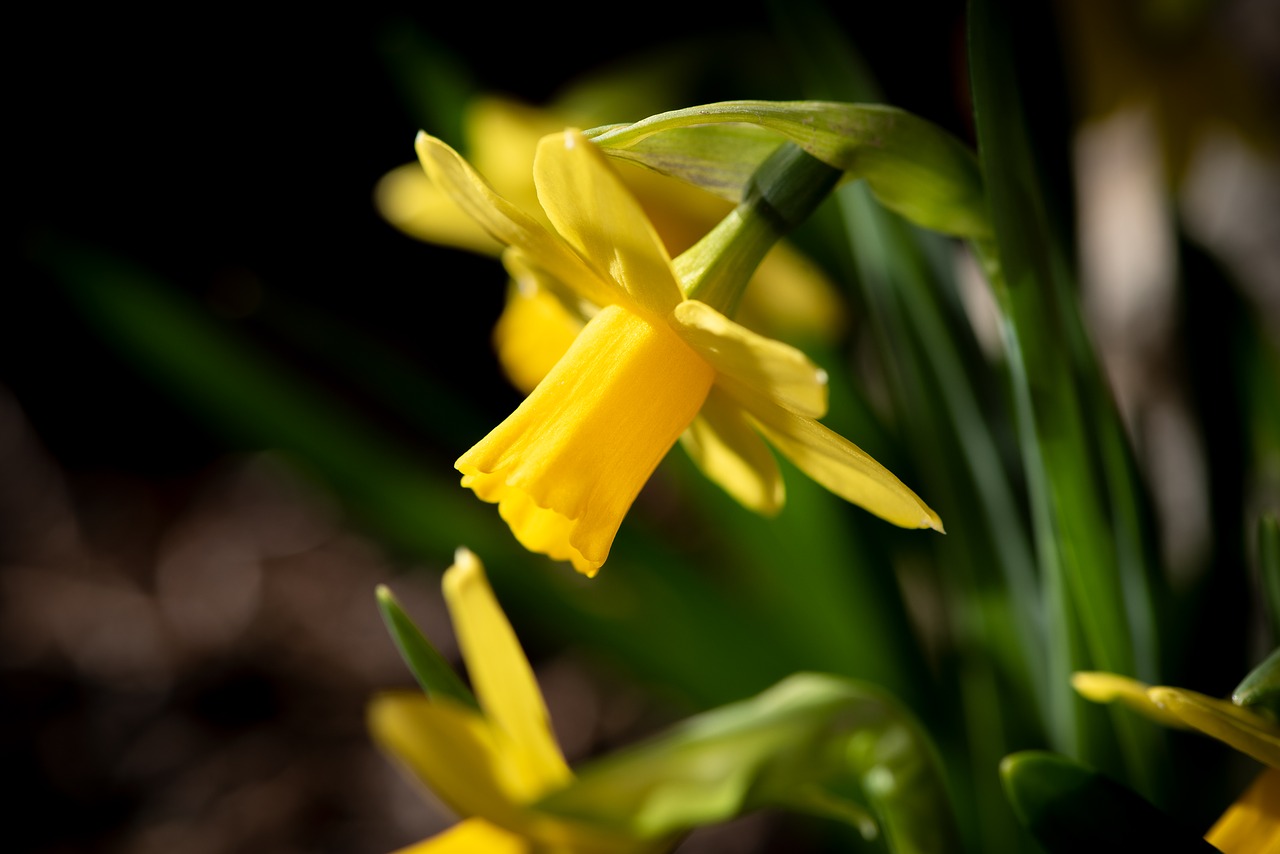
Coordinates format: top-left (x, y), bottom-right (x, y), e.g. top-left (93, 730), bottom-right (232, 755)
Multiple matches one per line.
top-left (415, 128), bottom-right (942, 576)
top-left (376, 97), bottom-right (846, 395)
top-left (369, 548), bottom-right (670, 854)
top-left (1073, 671), bottom-right (1280, 852)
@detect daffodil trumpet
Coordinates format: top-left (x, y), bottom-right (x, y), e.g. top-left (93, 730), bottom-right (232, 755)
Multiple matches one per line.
top-left (418, 126), bottom-right (942, 575)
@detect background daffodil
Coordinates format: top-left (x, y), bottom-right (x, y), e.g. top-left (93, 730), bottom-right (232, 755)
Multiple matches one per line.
top-left (415, 127), bottom-right (942, 576)
top-left (377, 95), bottom-right (846, 396)
top-left (369, 547), bottom-right (665, 853)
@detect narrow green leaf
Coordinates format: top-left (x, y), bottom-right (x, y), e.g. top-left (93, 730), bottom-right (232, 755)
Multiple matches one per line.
top-left (1000, 751), bottom-right (1219, 852)
top-left (968, 0), bottom-right (1169, 797)
top-left (585, 100), bottom-right (991, 239)
top-left (375, 584), bottom-right (478, 710)
top-left (1261, 515), bottom-right (1280, 646)
top-left (1232, 646), bottom-right (1280, 723)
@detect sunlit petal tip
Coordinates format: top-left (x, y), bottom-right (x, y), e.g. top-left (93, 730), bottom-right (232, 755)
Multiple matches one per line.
top-left (451, 546), bottom-right (482, 577)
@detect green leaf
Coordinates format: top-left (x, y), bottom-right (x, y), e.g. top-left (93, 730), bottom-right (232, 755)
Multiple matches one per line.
top-left (536, 673), bottom-right (961, 854)
top-left (1233, 646), bottom-right (1280, 723)
top-left (584, 100), bottom-right (991, 239)
top-left (1261, 515), bottom-right (1280, 647)
top-left (999, 751), bottom-right (1219, 852)
top-left (375, 584), bottom-right (478, 710)
top-left (967, 0), bottom-right (1169, 797)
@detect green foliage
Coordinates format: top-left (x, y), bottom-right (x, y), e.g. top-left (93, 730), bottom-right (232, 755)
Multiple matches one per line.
top-left (999, 751), bottom-right (1219, 852)
top-left (538, 673), bottom-right (960, 854)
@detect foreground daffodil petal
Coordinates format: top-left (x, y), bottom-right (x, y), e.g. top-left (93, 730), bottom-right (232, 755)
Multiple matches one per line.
top-left (674, 300), bottom-right (828, 419)
top-left (1205, 767), bottom-right (1280, 853)
top-left (393, 818), bottom-right (531, 854)
top-left (725, 382), bottom-right (942, 531)
top-left (414, 133), bottom-right (622, 312)
top-left (457, 304), bottom-right (716, 574)
top-left (534, 129), bottom-right (683, 319)
top-left (443, 548), bottom-right (572, 795)
top-left (680, 389), bottom-right (785, 516)
top-left (1071, 672), bottom-right (1187, 729)
top-left (368, 691), bottom-right (527, 822)
top-left (1148, 687), bottom-right (1280, 768)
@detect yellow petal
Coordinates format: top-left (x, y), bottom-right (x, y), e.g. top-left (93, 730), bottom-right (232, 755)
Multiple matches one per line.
top-left (1148, 686), bottom-right (1280, 768)
top-left (374, 162), bottom-right (504, 255)
top-left (392, 818), bottom-right (532, 854)
top-left (1205, 768), bottom-right (1280, 853)
top-left (367, 691), bottom-right (529, 821)
top-left (414, 132), bottom-right (623, 311)
top-left (457, 304), bottom-right (715, 574)
top-left (680, 390), bottom-right (785, 516)
top-left (1070, 672), bottom-right (1188, 729)
top-left (533, 129), bottom-right (683, 319)
top-left (673, 299), bottom-right (829, 418)
top-left (443, 548), bottom-right (572, 794)
top-left (728, 383), bottom-right (943, 531)
top-left (493, 259), bottom-right (586, 395)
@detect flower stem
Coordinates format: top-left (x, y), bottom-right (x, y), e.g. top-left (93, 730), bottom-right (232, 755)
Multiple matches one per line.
top-left (676, 143), bottom-right (841, 316)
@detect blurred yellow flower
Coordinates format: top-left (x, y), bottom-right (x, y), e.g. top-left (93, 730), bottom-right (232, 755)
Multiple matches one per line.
top-left (416, 128), bottom-right (941, 575)
top-left (369, 548), bottom-right (666, 854)
top-left (1073, 671), bottom-right (1280, 852)
top-left (376, 96), bottom-right (846, 396)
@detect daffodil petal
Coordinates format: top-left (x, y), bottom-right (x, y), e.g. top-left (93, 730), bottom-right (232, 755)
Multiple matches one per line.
top-left (726, 384), bottom-right (942, 531)
top-left (1070, 672), bottom-right (1188, 730)
top-left (534, 129), bottom-right (683, 318)
top-left (392, 818), bottom-right (532, 854)
top-left (1205, 767), bottom-right (1280, 853)
top-left (680, 390), bottom-right (784, 516)
top-left (1148, 686), bottom-right (1280, 768)
top-left (367, 690), bottom-right (527, 821)
top-left (443, 549), bottom-right (573, 793)
top-left (673, 300), bottom-right (828, 418)
top-left (414, 132), bottom-right (622, 311)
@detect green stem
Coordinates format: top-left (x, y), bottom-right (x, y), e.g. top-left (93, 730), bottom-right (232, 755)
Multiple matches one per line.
top-left (676, 143), bottom-right (841, 315)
